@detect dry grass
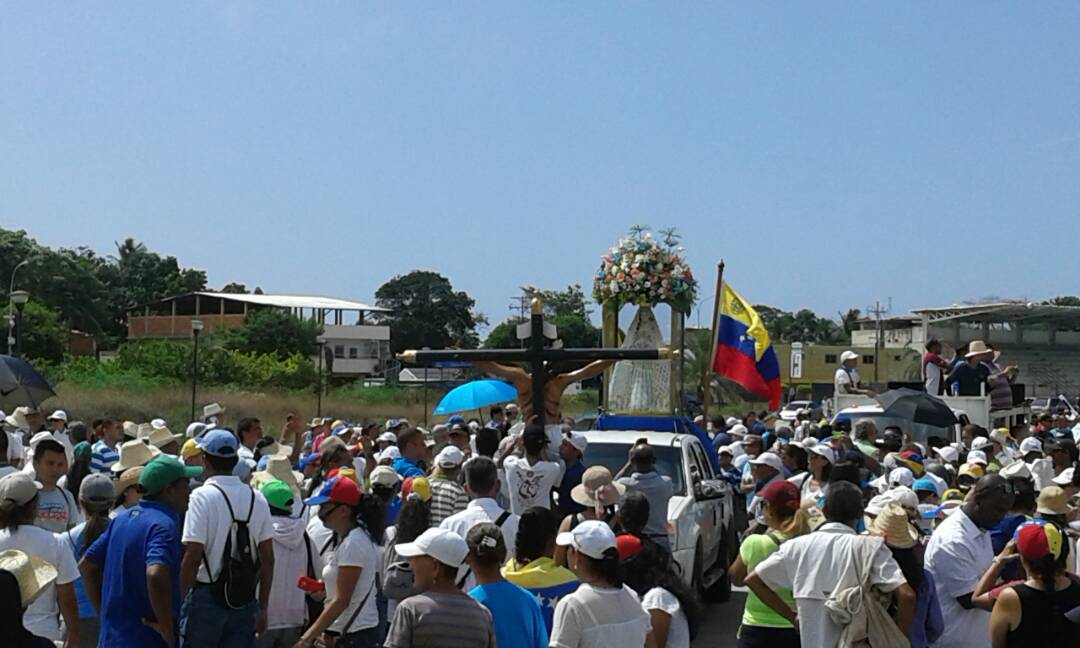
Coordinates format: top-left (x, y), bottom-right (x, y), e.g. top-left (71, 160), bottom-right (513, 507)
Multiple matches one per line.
top-left (51, 383), bottom-right (601, 428)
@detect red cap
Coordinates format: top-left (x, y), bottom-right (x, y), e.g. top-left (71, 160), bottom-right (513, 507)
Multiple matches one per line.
top-left (304, 475), bottom-right (362, 507)
top-left (615, 534), bottom-right (643, 561)
top-left (760, 479), bottom-right (801, 512)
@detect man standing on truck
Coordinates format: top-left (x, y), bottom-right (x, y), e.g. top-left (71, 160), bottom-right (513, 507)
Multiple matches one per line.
top-left (834, 350), bottom-right (875, 398)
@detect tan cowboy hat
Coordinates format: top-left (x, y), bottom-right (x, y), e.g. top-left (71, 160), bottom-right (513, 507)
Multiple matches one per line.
top-left (115, 466), bottom-right (145, 496)
top-left (136, 423), bottom-right (155, 440)
top-left (111, 439), bottom-right (162, 472)
top-left (870, 504), bottom-right (918, 549)
top-left (4, 406), bottom-right (33, 429)
top-left (122, 421), bottom-right (139, 439)
top-left (250, 455), bottom-right (303, 493)
top-left (257, 441), bottom-right (293, 459)
top-left (144, 426), bottom-right (183, 451)
top-left (571, 466), bottom-right (626, 508)
top-left (0, 549), bottom-right (57, 607)
top-left (965, 340), bottom-right (992, 358)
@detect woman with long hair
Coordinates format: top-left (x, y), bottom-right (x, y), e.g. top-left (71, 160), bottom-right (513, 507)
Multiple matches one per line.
top-left (870, 504), bottom-right (943, 647)
top-left (0, 473), bottom-right (80, 644)
top-left (621, 533), bottom-right (700, 648)
top-left (503, 506), bottom-right (580, 635)
top-left (62, 442), bottom-right (93, 499)
top-left (295, 476), bottom-right (387, 648)
top-left (65, 473), bottom-right (115, 648)
top-left (382, 477), bottom-right (432, 621)
top-left (989, 521), bottom-right (1080, 646)
top-left (550, 520), bottom-right (651, 648)
top-left (789, 444), bottom-right (833, 502)
top-left (728, 480), bottom-right (809, 648)
top-left (0, 550), bottom-right (58, 647)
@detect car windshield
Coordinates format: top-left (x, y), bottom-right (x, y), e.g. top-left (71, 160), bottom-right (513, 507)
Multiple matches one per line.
top-left (584, 442), bottom-right (685, 496)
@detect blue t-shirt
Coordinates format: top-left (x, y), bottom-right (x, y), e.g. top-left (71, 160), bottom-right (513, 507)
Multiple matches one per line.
top-left (392, 456), bottom-right (425, 479)
top-left (84, 499), bottom-right (182, 647)
top-left (63, 524), bottom-right (97, 618)
top-left (557, 461), bottom-right (586, 517)
top-left (469, 580), bottom-right (549, 648)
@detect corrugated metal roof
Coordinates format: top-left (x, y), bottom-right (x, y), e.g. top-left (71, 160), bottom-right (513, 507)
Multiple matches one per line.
top-left (913, 302), bottom-right (1080, 323)
top-left (192, 292), bottom-right (390, 312)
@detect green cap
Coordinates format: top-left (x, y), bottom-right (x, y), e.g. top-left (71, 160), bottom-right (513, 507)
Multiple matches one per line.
top-left (260, 479), bottom-right (295, 512)
top-left (139, 455), bottom-right (202, 495)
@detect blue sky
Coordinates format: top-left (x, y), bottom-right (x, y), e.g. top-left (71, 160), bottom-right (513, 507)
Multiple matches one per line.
top-left (3, 4), bottom-right (1079, 333)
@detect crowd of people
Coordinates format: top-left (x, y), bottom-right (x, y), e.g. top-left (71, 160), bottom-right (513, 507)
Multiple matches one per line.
top-left (0, 402), bottom-right (695, 648)
top-left (707, 395), bottom-right (1080, 648)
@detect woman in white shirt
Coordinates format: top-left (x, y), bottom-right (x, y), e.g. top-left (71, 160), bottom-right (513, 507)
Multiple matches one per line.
top-left (620, 534), bottom-right (698, 648)
top-left (787, 443), bottom-right (833, 503)
top-left (295, 475), bottom-right (385, 648)
top-left (550, 520), bottom-right (652, 648)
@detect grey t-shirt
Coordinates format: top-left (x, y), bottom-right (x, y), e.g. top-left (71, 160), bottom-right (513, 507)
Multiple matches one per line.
top-left (384, 591), bottom-right (495, 648)
top-left (616, 471), bottom-right (673, 544)
top-left (34, 487), bottom-right (80, 533)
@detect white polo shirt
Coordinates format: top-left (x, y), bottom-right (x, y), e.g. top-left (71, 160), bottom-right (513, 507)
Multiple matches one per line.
top-left (924, 508), bottom-right (993, 648)
top-left (182, 475), bottom-right (274, 583)
top-left (754, 522), bottom-right (906, 648)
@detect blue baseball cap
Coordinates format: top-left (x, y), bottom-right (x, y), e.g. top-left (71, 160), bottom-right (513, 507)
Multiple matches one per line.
top-left (196, 428), bottom-right (239, 458)
top-left (447, 415), bottom-right (465, 425)
top-left (912, 478), bottom-right (938, 494)
top-left (298, 453), bottom-right (321, 470)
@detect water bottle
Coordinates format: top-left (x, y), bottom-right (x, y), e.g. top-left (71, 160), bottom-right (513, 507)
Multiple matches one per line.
top-left (951, 381), bottom-right (961, 396)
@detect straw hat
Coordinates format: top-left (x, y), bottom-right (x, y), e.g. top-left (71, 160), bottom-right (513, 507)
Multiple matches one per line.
top-left (122, 421), bottom-right (139, 439)
top-left (0, 549), bottom-right (58, 606)
top-left (1037, 486), bottom-right (1069, 516)
top-left (115, 466), bottom-right (145, 496)
top-left (870, 504), bottom-right (919, 549)
top-left (250, 455), bottom-right (304, 494)
top-left (965, 340), bottom-right (991, 358)
top-left (4, 406), bottom-right (33, 429)
top-left (571, 466), bottom-right (625, 508)
top-left (111, 439), bottom-right (161, 472)
top-left (144, 426), bottom-right (183, 450)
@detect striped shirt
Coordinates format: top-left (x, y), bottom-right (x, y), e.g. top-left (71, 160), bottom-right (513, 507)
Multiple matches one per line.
top-left (384, 591), bottom-right (495, 648)
top-left (90, 440), bottom-right (119, 477)
top-left (428, 477), bottom-right (468, 527)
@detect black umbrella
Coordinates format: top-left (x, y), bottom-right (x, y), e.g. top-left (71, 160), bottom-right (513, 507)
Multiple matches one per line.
top-left (0, 355), bottom-right (56, 411)
top-left (875, 388), bottom-right (958, 427)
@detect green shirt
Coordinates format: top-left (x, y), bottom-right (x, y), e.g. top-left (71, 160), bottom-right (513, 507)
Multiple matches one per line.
top-left (740, 532), bottom-right (796, 628)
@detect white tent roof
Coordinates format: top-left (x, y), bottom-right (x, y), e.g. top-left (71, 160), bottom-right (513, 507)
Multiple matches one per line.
top-left (194, 292), bottom-right (389, 312)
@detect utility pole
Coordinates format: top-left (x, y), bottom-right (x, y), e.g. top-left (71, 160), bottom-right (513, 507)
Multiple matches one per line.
top-left (510, 291), bottom-right (532, 348)
top-left (865, 299), bottom-right (891, 383)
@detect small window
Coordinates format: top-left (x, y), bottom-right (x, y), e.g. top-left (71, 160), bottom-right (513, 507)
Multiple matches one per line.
top-left (349, 347), bottom-right (358, 359)
top-left (862, 355), bottom-right (875, 364)
top-left (334, 345), bottom-right (345, 359)
top-left (825, 354), bottom-right (838, 364)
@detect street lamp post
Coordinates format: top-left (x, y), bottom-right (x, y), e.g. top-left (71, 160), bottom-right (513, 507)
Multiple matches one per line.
top-left (316, 336), bottom-right (327, 417)
top-left (7, 260), bottom-right (30, 354)
top-left (10, 290), bottom-right (30, 358)
top-left (190, 320), bottom-right (204, 422)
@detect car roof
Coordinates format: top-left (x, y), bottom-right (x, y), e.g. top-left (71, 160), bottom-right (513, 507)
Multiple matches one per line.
top-left (580, 429), bottom-right (689, 448)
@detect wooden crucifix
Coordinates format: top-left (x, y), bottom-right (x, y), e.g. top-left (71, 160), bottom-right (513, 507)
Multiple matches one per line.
top-left (397, 298), bottom-right (672, 426)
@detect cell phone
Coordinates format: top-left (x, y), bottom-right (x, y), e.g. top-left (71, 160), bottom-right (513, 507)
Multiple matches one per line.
top-left (297, 576), bottom-right (324, 593)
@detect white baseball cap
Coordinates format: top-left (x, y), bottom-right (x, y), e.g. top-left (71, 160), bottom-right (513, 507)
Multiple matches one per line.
top-left (46, 410), bottom-right (67, 422)
top-left (556, 519), bottom-right (617, 560)
top-left (729, 424), bottom-right (748, 437)
top-left (1052, 467), bottom-right (1075, 486)
top-left (435, 445), bottom-right (465, 468)
top-left (888, 467), bottom-right (915, 488)
top-left (999, 460), bottom-right (1031, 481)
top-left (967, 449), bottom-right (988, 466)
top-left (807, 444), bottom-right (836, 464)
top-left (933, 446), bottom-right (959, 464)
top-left (970, 437), bottom-right (993, 452)
top-left (717, 445), bottom-right (735, 457)
top-left (840, 350), bottom-right (859, 362)
top-left (369, 465), bottom-right (402, 488)
top-left (1019, 437), bottom-right (1043, 456)
top-left (395, 528), bottom-right (468, 567)
top-left (563, 431), bottom-right (588, 454)
top-left (725, 417), bottom-right (740, 428)
top-left (377, 432), bottom-right (397, 444)
top-left (749, 452), bottom-right (784, 474)
top-left (377, 446), bottom-right (401, 463)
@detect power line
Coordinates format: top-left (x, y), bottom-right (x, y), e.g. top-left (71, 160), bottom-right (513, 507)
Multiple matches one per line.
top-left (865, 298), bottom-right (892, 383)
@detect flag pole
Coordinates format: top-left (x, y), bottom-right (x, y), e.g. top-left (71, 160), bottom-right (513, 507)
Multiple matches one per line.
top-left (701, 260), bottom-right (725, 423)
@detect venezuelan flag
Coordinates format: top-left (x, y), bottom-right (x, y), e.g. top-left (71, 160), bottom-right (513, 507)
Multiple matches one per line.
top-left (712, 282), bottom-right (781, 409)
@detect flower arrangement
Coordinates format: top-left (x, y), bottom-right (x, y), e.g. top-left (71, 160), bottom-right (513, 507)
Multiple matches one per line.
top-left (593, 226), bottom-right (697, 314)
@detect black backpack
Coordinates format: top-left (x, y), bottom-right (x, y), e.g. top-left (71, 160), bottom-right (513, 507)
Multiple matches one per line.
top-left (205, 484), bottom-right (259, 609)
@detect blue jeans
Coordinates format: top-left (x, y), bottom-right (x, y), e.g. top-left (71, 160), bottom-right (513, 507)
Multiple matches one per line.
top-left (180, 584), bottom-right (258, 648)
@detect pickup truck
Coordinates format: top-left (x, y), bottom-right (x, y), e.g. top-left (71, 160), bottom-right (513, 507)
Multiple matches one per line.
top-left (580, 417), bottom-right (736, 601)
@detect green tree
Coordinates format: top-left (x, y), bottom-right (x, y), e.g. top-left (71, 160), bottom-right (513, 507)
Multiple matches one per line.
top-left (18, 301), bottom-right (68, 362)
top-left (757, 304), bottom-right (846, 344)
top-left (220, 282), bottom-right (249, 294)
top-left (220, 308), bottom-right (322, 359)
top-left (840, 308), bottom-right (862, 337)
top-left (374, 271), bottom-right (481, 353)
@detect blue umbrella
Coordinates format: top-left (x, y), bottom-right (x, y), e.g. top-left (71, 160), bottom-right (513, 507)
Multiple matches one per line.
top-left (434, 379), bottom-right (518, 415)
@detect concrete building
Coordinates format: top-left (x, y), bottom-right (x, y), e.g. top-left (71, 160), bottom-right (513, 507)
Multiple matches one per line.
top-left (126, 292), bottom-right (391, 378)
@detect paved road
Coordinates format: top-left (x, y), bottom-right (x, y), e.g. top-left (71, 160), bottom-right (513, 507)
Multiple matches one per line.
top-left (691, 589), bottom-right (746, 647)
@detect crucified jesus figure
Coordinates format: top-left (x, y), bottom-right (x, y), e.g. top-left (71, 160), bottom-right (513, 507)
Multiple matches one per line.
top-left (473, 359), bottom-right (615, 422)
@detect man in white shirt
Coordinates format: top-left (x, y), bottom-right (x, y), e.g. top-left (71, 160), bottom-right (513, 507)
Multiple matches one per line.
top-left (747, 481), bottom-right (914, 648)
top-left (179, 428), bottom-right (275, 645)
top-left (499, 424), bottom-right (563, 514)
top-left (441, 456), bottom-right (519, 589)
top-left (924, 473), bottom-right (1013, 648)
top-left (236, 416), bottom-right (263, 464)
top-left (834, 350), bottom-right (875, 397)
